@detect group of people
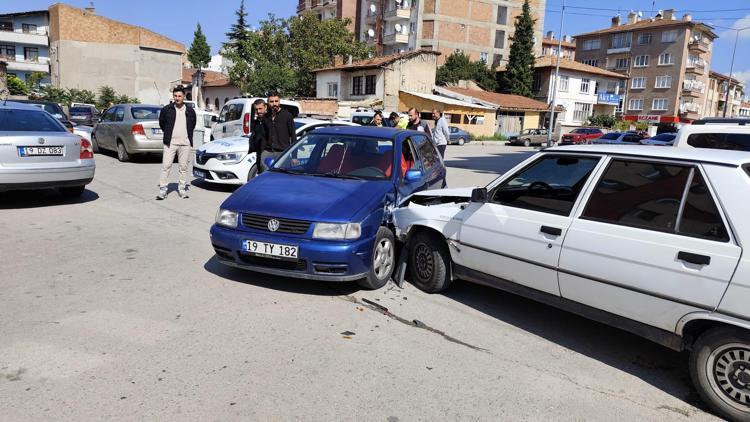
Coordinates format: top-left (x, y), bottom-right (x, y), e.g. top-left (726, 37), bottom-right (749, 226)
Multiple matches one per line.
top-left (155, 88), bottom-right (453, 199)
top-left (368, 107), bottom-right (450, 157)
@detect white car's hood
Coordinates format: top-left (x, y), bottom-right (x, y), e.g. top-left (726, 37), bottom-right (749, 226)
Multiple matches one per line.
top-left (199, 137), bottom-right (250, 153)
top-left (408, 187), bottom-right (474, 200)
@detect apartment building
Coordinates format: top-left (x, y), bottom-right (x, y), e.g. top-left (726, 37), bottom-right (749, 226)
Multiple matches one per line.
top-left (705, 71), bottom-right (746, 118)
top-left (574, 9), bottom-right (716, 124)
top-left (0, 10), bottom-right (50, 85)
top-left (297, 0), bottom-right (360, 34)
top-left (357, 0), bottom-right (545, 65)
top-left (541, 31), bottom-right (575, 59)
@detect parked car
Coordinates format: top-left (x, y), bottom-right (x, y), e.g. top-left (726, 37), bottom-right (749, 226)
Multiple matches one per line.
top-left (640, 132), bottom-right (677, 146)
top-left (211, 97), bottom-right (301, 140)
top-left (69, 105), bottom-right (101, 126)
top-left (508, 128), bottom-right (549, 147)
top-left (210, 126), bottom-right (447, 290)
top-left (184, 100), bottom-right (218, 145)
top-left (448, 126), bottom-right (470, 145)
top-left (73, 123), bottom-right (93, 143)
top-left (560, 127), bottom-right (603, 145)
top-left (591, 131), bottom-right (645, 145)
top-left (193, 118), bottom-right (358, 185)
top-left (0, 101), bottom-right (95, 197)
top-left (91, 104), bottom-right (163, 161)
top-left (12, 99), bottom-right (74, 132)
top-left (393, 144), bottom-right (750, 421)
top-left (673, 120), bottom-right (750, 151)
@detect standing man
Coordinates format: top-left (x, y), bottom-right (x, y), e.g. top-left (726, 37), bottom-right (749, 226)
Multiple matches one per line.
top-left (431, 108), bottom-right (450, 157)
top-left (261, 91), bottom-right (296, 171)
top-left (250, 99), bottom-right (268, 174)
top-left (369, 111), bottom-right (385, 127)
top-left (406, 107), bottom-right (432, 141)
top-left (157, 86), bottom-right (196, 200)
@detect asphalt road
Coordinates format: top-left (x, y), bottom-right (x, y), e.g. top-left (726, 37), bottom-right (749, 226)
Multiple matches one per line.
top-left (0, 144), bottom-right (720, 421)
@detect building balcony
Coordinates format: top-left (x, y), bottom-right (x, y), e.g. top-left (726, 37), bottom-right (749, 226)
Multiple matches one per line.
top-left (685, 63), bottom-right (705, 75)
top-left (311, 0), bottom-right (336, 10)
top-left (679, 102), bottom-right (703, 117)
top-left (0, 29), bottom-right (48, 46)
top-left (6, 58), bottom-right (50, 73)
top-left (383, 32), bottom-right (409, 45)
top-left (688, 39), bottom-right (710, 54)
top-left (365, 11), bottom-right (377, 25)
top-left (384, 6), bottom-right (411, 21)
top-left (606, 46), bottom-right (630, 54)
top-left (682, 81), bottom-right (705, 98)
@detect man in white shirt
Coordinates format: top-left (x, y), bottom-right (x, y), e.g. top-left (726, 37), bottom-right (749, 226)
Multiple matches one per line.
top-left (431, 108), bottom-right (450, 157)
top-left (156, 86), bottom-right (196, 199)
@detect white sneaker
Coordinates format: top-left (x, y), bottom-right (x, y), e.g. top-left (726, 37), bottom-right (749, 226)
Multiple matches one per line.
top-left (156, 186), bottom-right (168, 200)
top-left (178, 186), bottom-right (189, 199)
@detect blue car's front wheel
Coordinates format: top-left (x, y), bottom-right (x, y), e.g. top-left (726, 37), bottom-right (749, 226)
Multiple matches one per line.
top-left (357, 227), bottom-right (395, 290)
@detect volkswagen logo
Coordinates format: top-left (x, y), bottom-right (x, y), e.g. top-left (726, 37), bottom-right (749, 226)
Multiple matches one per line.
top-left (267, 219), bottom-right (280, 232)
top-left (38, 138), bottom-right (45, 145)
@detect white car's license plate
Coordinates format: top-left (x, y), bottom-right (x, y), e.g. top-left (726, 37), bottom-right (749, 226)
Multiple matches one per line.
top-left (243, 240), bottom-right (298, 260)
top-left (151, 128), bottom-right (163, 135)
top-left (193, 169), bottom-right (207, 178)
top-left (19, 146), bottom-right (64, 156)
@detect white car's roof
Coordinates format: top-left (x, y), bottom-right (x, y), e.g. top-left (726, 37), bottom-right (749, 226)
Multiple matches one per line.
top-left (547, 144), bottom-right (750, 166)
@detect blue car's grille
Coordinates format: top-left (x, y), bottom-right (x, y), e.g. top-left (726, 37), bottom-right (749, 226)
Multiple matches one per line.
top-left (239, 254), bottom-right (307, 271)
top-left (241, 214), bottom-right (311, 234)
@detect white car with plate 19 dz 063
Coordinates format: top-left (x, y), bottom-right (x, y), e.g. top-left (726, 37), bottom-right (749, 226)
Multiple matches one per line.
top-left (393, 145), bottom-right (750, 421)
top-left (193, 118), bottom-right (358, 185)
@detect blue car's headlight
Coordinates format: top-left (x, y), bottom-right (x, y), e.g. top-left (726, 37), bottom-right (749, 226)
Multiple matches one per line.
top-left (313, 223), bottom-right (361, 240)
top-left (215, 209), bottom-right (239, 228)
top-left (217, 152), bottom-right (247, 164)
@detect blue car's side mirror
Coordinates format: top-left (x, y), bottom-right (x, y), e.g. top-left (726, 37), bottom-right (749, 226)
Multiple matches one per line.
top-left (404, 169), bottom-right (422, 183)
top-left (264, 157), bottom-right (275, 168)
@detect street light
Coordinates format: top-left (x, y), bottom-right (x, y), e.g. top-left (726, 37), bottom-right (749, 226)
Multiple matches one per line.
top-left (722, 25), bottom-right (750, 117)
top-left (546, 0), bottom-right (565, 147)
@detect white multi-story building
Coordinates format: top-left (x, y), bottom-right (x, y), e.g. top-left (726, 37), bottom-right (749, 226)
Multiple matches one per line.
top-left (0, 10), bottom-right (50, 84)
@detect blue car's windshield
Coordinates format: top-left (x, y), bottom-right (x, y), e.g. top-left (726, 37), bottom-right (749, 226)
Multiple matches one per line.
top-left (272, 134), bottom-right (395, 180)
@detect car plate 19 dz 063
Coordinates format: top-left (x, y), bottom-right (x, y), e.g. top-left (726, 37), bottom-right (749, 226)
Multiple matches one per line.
top-left (243, 240), bottom-right (298, 260)
top-left (18, 146), bottom-right (64, 156)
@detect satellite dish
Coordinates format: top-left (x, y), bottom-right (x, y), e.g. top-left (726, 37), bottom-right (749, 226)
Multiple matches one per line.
top-left (637, 11), bottom-right (643, 17)
top-left (402, 25), bottom-right (409, 34)
top-left (367, 29), bottom-right (375, 37)
top-left (395, 0), bottom-right (402, 3)
top-left (370, 4), bottom-right (376, 13)
top-left (394, 23), bottom-right (402, 33)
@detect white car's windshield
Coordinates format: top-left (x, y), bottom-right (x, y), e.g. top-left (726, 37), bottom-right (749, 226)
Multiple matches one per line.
top-left (272, 134), bottom-right (395, 180)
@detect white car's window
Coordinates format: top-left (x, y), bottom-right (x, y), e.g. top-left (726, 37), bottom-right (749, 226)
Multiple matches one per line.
top-left (687, 133), bottom-right (750, 151)
top-left (491, 155), bottom-right (600, 216)
top-left (582, 160), bottom-right (729, 241)
top-left (218, 105), bottom-right (230, 123)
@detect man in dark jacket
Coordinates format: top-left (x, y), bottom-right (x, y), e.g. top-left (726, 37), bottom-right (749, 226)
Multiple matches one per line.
top-left (261, 91), bottom-right (296, 171)
top-left (157, 86), bottom-right (197, 199)
top-left (250, 99), bottom-right (268, 173)
top-left (406, 107), bottom-right (432, 141)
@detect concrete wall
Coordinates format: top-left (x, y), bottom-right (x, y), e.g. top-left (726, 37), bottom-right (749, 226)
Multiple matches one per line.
top-left (315, 70), bottom-right (343, 100)
top-left (50, 40), bottom-right (182, 105)
top-left (384, 53), bottom-right (438, 111)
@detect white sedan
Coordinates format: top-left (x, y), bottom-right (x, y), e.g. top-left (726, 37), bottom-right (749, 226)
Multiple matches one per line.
top-left (192, 118), bottom-right (358, 185)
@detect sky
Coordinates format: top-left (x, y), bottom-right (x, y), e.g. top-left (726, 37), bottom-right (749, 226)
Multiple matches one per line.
top-left (4, 0), bottom-right (750, 86)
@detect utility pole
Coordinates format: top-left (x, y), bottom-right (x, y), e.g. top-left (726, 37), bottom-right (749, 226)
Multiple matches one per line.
top-left (723, 28), bottom-right (747, 117)
top-left (546, 0), bottom-right (565, 147)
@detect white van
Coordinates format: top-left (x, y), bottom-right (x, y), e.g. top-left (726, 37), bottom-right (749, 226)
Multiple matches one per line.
top-left (672, 118), bottom-right (750, 151)
top-left (211, 97), bottom-right (301, 140)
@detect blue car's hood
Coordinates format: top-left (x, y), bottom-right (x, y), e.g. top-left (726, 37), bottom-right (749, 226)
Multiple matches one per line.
top-left (222, 172), bottom-right (394, 222)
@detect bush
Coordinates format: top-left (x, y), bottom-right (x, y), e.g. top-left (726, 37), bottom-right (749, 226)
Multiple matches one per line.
top-left (7, 75), bottom-right (29, 95)
top-left (471, 134), bottom-right (508, 141)
top-left (588, 114), bottom-right (617, 128)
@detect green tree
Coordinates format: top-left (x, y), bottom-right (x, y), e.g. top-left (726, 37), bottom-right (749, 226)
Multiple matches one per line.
top-left (436, 51), bottom-right (498, 91)
top-left (502, 0), bottom-right (536, 97)
top-left (188, 22), bottom-right (211, 69)
top-left (7, 75), bottom-right (29, 95)
top-left (34, 86), bottom-right (67, 103)
top-left (224, 0), bottom-right (249, 51)
top-left (25, 72), bottom-right (47, 92)
top-left (289, 13), bottom-right (372, 96)
top-left (97, 86), bottom-right (117, 109)
top-left (67, 88), bottom-right (97, 105)
top-left (588, 114), bottom-right (617, 128)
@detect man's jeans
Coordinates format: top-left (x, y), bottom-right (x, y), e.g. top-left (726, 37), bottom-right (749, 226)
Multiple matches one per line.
top-left (159, 144), bottom-right (191, 187)
top-left (437, 144), bottom-right (446, 158)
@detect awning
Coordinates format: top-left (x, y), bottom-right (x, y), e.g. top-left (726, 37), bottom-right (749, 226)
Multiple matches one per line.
top-left (400, 90), bottom-right (495, 110)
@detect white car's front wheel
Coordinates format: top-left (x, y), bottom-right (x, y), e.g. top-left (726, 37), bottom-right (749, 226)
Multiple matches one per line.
top-left (690, 326), bottom-right (750, 421)
top-left (408, 231), bottom-right (451, 293)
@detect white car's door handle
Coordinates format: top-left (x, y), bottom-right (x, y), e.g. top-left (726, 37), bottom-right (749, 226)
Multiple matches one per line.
top-left (678, 251), bottom-right (711, 266)
top-left (540, 226), bottom-right (562, 236)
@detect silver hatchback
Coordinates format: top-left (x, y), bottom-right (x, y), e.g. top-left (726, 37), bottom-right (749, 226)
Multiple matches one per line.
top-left (92, 104), bottom-right (163, 162)
top-left (0, 102), bottom-right (95, 197)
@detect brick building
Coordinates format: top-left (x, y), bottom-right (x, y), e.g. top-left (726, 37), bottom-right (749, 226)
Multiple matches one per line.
top-left (48, 4), bottom-right (184, 105)
top-left (574, 9), bottom-right (716, 124)
top-left (541, 31), bottom-right (575, 59)
top-left (297, 0), bottom-right (359, 34)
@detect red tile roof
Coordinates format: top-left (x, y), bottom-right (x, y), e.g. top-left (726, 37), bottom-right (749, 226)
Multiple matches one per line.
top-left (533, 56), bottom-right (628, 79)
top-left (181, 68), bottom-right (229, 85)
top-left (312, 50), bottom-right (440, 72)
top-left (444, 87), bottom-right (552, 111)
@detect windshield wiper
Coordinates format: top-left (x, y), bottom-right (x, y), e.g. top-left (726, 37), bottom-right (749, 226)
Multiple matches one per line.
top-left (270, 168), bottom-right (305, 175)
top-left (313, 172), bottom-right (365, 180)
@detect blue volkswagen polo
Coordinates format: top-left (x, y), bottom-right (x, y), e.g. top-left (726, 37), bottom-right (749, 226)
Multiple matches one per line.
top-left (210, 126), bottom-right (447, 289)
